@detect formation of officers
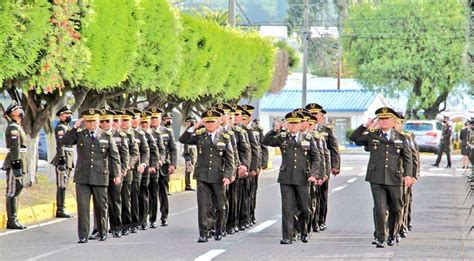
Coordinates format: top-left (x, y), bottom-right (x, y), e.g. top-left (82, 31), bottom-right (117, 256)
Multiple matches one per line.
top-left (350, 107), bottom-right (420, 248)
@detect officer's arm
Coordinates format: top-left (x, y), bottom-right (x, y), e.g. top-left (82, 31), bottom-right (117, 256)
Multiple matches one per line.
top-left (309, 137), bottom-right (323, 179)
top-left (147, 134), bottom-right (159, 168)
top-left (408, 137), bottom-right (418, 180)
top-left (168, 130), bottom-right (178, 166)
top-left (261, 129), bottom-right (281, 147)
top-left (323, 142), bottom-right (331, 178)
top-left (7, 125), bottom-right (21, 163)
top-left (54, 125), bottom-right (66, 162)
top-left (259, 129), bottom-right (269, 169)
top-left (238, 131), bottom-right (251, 168)
top-left (401, 137), bottom-right (413, 177)
top-left (139, 134), bottom-right (150, 167)
top-left (128, 134), bottom-right (140, 168)
top-left (155, 132), bottom-right (166, 163)
top-left (178, 128), bottom-right (198, 145)
top-left (326, 127), bottom-right (341, 170)
top-left (315, 138), bottom-right (326, 178)
top-left (108, 135), bottom-right (121, 178)
top-left (349, 124), bottom-right (370, 146)
top-left (119, 134), bottom-right (130, 174)
top-left (223, 137), bottom-right (235, 180)
top-left (248, 132), bottom-right (260, 173)
top-left (61, 126), bottom-right (79, 146)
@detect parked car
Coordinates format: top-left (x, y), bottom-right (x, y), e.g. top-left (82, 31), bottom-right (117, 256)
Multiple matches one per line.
top-left (403, 120), bottom-right (443, 154)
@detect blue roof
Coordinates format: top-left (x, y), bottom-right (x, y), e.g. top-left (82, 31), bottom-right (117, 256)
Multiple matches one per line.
top-left (260, 90), bottom-right (379, 112)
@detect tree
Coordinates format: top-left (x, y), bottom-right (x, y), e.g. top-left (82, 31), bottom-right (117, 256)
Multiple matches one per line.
top-left (343, 0), bottom-right (468, 119)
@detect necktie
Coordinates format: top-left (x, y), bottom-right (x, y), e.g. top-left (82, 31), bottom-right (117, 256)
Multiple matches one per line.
top-left (90, 131), bottom-right (95, 141)
top-left (291, 135), bottom-right (296, 143)
top-left (383, 132), bottom-right (388, 141)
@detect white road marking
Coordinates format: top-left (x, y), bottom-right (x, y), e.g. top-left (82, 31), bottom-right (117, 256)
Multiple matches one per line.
top-left (361, 167), bottom-right (367, 171)
top-left (27, 245), bottom-right (78, 261)
top-left (419, 172), bottom-right (453, 177)
top-left (346, 178), bottom-right (357, 183)
top-left (340, 166), bottom-right (354, 171)
top-left (357, 172), bottom-right (366, 176)
top-left (194, 249), bottom-right (226, 261)
top-left (455, 168), bottom-right (467, 172)
top-left (0, 218), bottom-right (67, 237)
top-left (247, 219), bottom-right (278, 233)
top-left (330, 185), bottom-right (348, 193)
top-left (428, 168), bottom-right (446, 171)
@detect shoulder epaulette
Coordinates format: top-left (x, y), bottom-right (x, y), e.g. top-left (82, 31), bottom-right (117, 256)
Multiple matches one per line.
top-left (195, 129), bottom-right (204, 135)
top-left (369, 128), bottom-right (375, 133)
top-left (305, 133), bottom-right (312, 140)
top-left (279, 130), bottom-right (287, 138)
top-left (77, 128), bottom-right (83, 132)
top-left (313, 131), bottom-right (320, 139)
top-left (223, 133), bottom-right (230, 139)
top-left (228, 130), bottom-right (234, 135)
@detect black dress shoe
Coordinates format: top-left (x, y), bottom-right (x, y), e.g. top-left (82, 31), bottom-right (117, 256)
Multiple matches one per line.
top-left (140, 224), bottom-right (148, 230)
top-left (407, 225), bottom-right (413, 231)
top-left (376, 241), bottom-right (385, 248)
top-left (371, 238), bottom-right (378, 245)
top-left (185, 187), bottom-right (196, 191)
top-left (446, 165), bottom-right (451, 168)
top-left (130, 227), bottom-right (138, 233)
top-left (301, 234), bottom-right (309, 243)
top-left (55, 211), bottom-right (72, 218)
top-left (161, 220), bottom-right (168, 227)
top-left (99, 234), bottom-right (107, 241)
top-left (431, 163), bottom-right (439, 167)
top-left (121, 229), bottom-right (130, 236)
top-left (319, 224), bottom-right (327, 231)
top-left (113, 231), bottom-right (122, 238)
top-left (238, 225), bottom-right (246, 231)
top-left (387, 237), bottom-right (395, 246)
top-left (150, 222), bottom-right (157, 229)
top-left (6, 222), bottom-right (26, 230)
top-left (214, 234), bottom-right (223, 241)
top-left (78, 238), bottom-right (88, 244)
top-left (400, 230), bottom-right (407, 238)
top-left (197, 236), bottom-right (208, 243)
top-left (395, 234), bottom-right (401, 243)
top-left (88, 230), bottom-right (100, 240)
top-left (226, 228), bottom-right (235, 235)
top-left (313, 225), bottom-right (320, 232)
top-left (280, 239), bottom-right (293, 245)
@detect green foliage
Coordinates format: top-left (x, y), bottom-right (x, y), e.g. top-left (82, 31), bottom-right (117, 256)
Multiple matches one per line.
top-left (0, 0), bottom-right (50, 84)
top-left (274, 40), bottom-right (300, 71)
top-left (28, 0), bottom-right (91, 95)
top-left (177, 15), bottom-right (275, 101)
top-left (343, 0), bottom-right (468, 116)
top-left (81, 0), bottom-right (138, 90)
top-left (130, 0), bottom-right (182, 94)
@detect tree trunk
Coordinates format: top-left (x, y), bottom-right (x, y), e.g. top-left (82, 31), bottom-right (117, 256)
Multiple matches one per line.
top-left (46, 130), bottom-right (57, 182)
top-left (423, 90), bottom-right (449, 119)
top-left (24, 135), bottom-right (39, 186)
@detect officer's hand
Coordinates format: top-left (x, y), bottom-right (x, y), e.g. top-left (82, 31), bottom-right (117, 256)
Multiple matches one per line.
top-left (308, 176), bottom-right (317, 183)
top-left (251, 170), bottom-right (257, 176)
top-left (238, 165), bottom-right (248, 176)
top-left (223, 178), bottom-right (231, 186)
top-left (149, 167), bottom-right (156, 174)
top-left (274, 120), bottom-right (282, 131)
top-left (159, 160), bottom-right (163, 167)
top-left (315, 179), bottom-right (324, 186)
top-left (57, 164), bottom-right (66, 172)
top-left (137, 164), bottom-right (145, 174)
top-left (168, 165), bottom-right (176, 174)
top-left (364, 118), bottom-right (374, 127)
top-left (113, 176), bottom-right (121, 185)
top-left (74, 118), bottom-right (84, 128)
top-left (230, 176), bottom-right (236, 183)
top-left (403, 176), bottom-right (412, 187)
top-left (323, 175), bottom-right (329, 182)
top-left (411, 177), bottom-right (417, 186)
top-left (331, 168), bottom-right (340, 176)
top-left (195, 120), bottom-right (204, 129)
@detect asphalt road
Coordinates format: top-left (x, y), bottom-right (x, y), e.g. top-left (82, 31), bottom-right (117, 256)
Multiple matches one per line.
top-left (1, 153), bottom-right (473, 260)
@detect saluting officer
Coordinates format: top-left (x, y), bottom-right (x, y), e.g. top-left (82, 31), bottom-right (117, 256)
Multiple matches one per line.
top-left (62, 109), bottom-right (121, 243)
top-left (179, 109), bottom-right (235, 243)
top-left (51, 105), bottom-right (74, 218)
top-left (432, 116), bottom-right (452, 168)
top-left (182, 116), bottom-right (197, 191)
top-left (3, 101), bottom-right (28, 229)
top-left (350, 107), bottom-right (412, 248)
top-left (262, 111), bottom-right (322, 244)
top-left (118, 109), bottom-right (140, 236)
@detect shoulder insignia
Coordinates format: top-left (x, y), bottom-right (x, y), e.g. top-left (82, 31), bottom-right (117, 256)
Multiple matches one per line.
top-left (400, 130), bottom-right (406, 136)
top-left (369, 128), bottom-right (375, 133)
top-left (195, 129), bottom-right (204, 135)
top-left (10, 130), bottom-right (18, 136)
top-left (139, 130), bottom-right (145, 135)
top-left (235, 126), bottom-right (241, 132)
top-left (313, 131), bottom-right (320, 139)
top-left (223, 133), bottom-right (230, 139)
top-left (326, 125), bottom-right (333, 129)
top-left (57, 130), bottom-right (64, 136)
top-left (280, 131), bottom-right (287, 138)
top-left (305, 133), bottom-right (312, 140)
top-left (77, 128), bottom-right (83, 132)
top-left (228, 130), bottom-right (234, 135)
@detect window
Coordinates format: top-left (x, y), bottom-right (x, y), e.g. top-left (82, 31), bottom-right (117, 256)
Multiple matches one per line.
top-left (404, 123), bottom-right (434, 131)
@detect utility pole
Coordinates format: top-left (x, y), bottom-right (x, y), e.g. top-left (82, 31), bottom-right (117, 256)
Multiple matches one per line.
top-left (228, 0), bottom-right (236, 26)
top-left (302, 0), bottom-right (310, 106)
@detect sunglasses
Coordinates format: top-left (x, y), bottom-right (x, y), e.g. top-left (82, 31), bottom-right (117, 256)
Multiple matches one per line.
top-left (100, 120), bottom-right (111, 123)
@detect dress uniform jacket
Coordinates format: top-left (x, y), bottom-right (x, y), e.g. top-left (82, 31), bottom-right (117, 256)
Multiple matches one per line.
top-left (317, 124), bottom-right (340, 171)
top-left (242, 124), bottom-right (261, 174)
top-left (133, 128), bottom-right (150, 180)
top-left (123, 129), bottom-right (140, 183)
top-left (112, 129), bottom-right (130, 179)
top-left (157, 126), bottom-right (177, 168)
top-left (51, 121), bottom-right (74, 168)
top-left (62, 127), bottom-right (121, 186)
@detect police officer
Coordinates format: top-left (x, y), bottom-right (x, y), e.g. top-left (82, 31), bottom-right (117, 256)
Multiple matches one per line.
top-left (179, 109), bottom-right (235, 243)
top-left (139, 111), bottom-right (159, 230)
top-left (62, 109), bottom-right (121, 243)
top-left (350, 107), bottom-right (412, 248)
top-left (153, 111), bottom-right (177, 227)
top-left (51, 105), bottom-right (74, 218)
top-left (432, 116), bottom-right (452, 168)
top-left (305, 103), bottom-right (341, 231)
top-left (182, 116), bottom-right (197, 191)
top-left (130, 108), bottom-right (150, 233)
top-left (262, 111), bottom-right (322, 244)
top-left (3, 101), bottom-right (28, 229)
top-left (469, 119), bottom-right (474, 166)
top-left (118, 109), bottom-right (140, 236)
top-left (460, 121), bottom-right (470, 169)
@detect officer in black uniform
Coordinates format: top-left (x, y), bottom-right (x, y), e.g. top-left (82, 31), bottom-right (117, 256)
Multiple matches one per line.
top-left (51, 105), bottom-right (74, 218)
top-left (3, 101), bottom-right (28, 229)
top-left (432, 116), bottom-right (452, 168)
top-left (179, 109), bottom-right (235, 243)
top-left (62, 109), bottom-right (121, 243)
top-left (118, 109), bottom-right (140, 236)
top-left (262, 111), bottom-right (322, 244)
top-left (350, 107), bottom-right (413, 248)
top-left (182, 116), bottom-right (197, 191)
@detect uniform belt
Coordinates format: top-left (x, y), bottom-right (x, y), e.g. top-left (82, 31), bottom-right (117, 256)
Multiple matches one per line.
top-left (63, 147), bottom-right (74, 152)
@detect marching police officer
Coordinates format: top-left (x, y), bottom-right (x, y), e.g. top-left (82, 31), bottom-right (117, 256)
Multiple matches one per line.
top-left (51, 105), bottom-right (74, 218)
top-left (182, 116), bottom-right (197, 191)
top-left (262, 111), bottom-right (322, 244)
top-left (179, 109), bottom-right (235, 243)
top-left (350, 107), bottom-right (412, 248)
top-left (62, 109), bottom-right (121, 243)
top-left (432, 116), bottom-right (452, 168)
top-left (118, 109), bottom-right (140, 236)
top-left (3, 101), bottom-right (28, 229)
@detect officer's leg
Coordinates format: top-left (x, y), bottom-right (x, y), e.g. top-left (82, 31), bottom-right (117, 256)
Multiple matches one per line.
top-left (319, 179), bottom-right (329, 228)
top-left (238, 177), bottom-right (250, 229)
top-left (138, 173), bottom-right (150, 229)
top-left (387, 185), bottom-right (403, 239)
top-left (121, 180), bottom-right (132, 233)
top-left (280, 184), bottom-right (296, 241)
top-left (108, 181), bottom-right (122, 235)
top-left (91, 185), bottom-right (108, 238)
top-left (148, 175), bottom-right (159, 226)
top-left (211, 183), bottom-right (227, 236)
top-left (434, 143), bottom-right (445, 165)
top-left (308, 184), bottom-right (316, 233)
top-left (226, 181), bottom-right (235, 233)
top-left (197, 180), bottom-right (212, 237)
top-left (235, 178), bottom-right (244, 231)
top-left (223, 184), bottom-right (230, 233)
top-left (76, 183), bottom-right (92, 240)
top-left (370, 183), bottom-right (388, 242)
top-left (158, 167), bottom-right (170, 224)
top-left (446, 146), bottom-right (452, 167)
top-left (313, 185), bottom-right (321, 231)
top-left (295, 185), bottom-right (310, 236)
top-left (55, 168), bottom-right (72, 218)
top-left (130, 178), bottom-right (140, 231)
top-left (407, 187), bottom-right (413, 230)
top-left (6, 169), bottom-right (22, 228)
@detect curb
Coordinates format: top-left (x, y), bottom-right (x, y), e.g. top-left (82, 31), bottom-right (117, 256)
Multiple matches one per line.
top-left (0, 177), bottom-right (197, 229)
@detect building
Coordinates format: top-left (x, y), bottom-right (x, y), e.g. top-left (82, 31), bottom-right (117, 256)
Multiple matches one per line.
top-left (259, 89), bottom-right (391, 145)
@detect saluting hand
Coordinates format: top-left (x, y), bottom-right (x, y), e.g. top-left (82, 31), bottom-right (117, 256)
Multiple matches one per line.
top-left (74, 118), bottom-right (84, 128)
